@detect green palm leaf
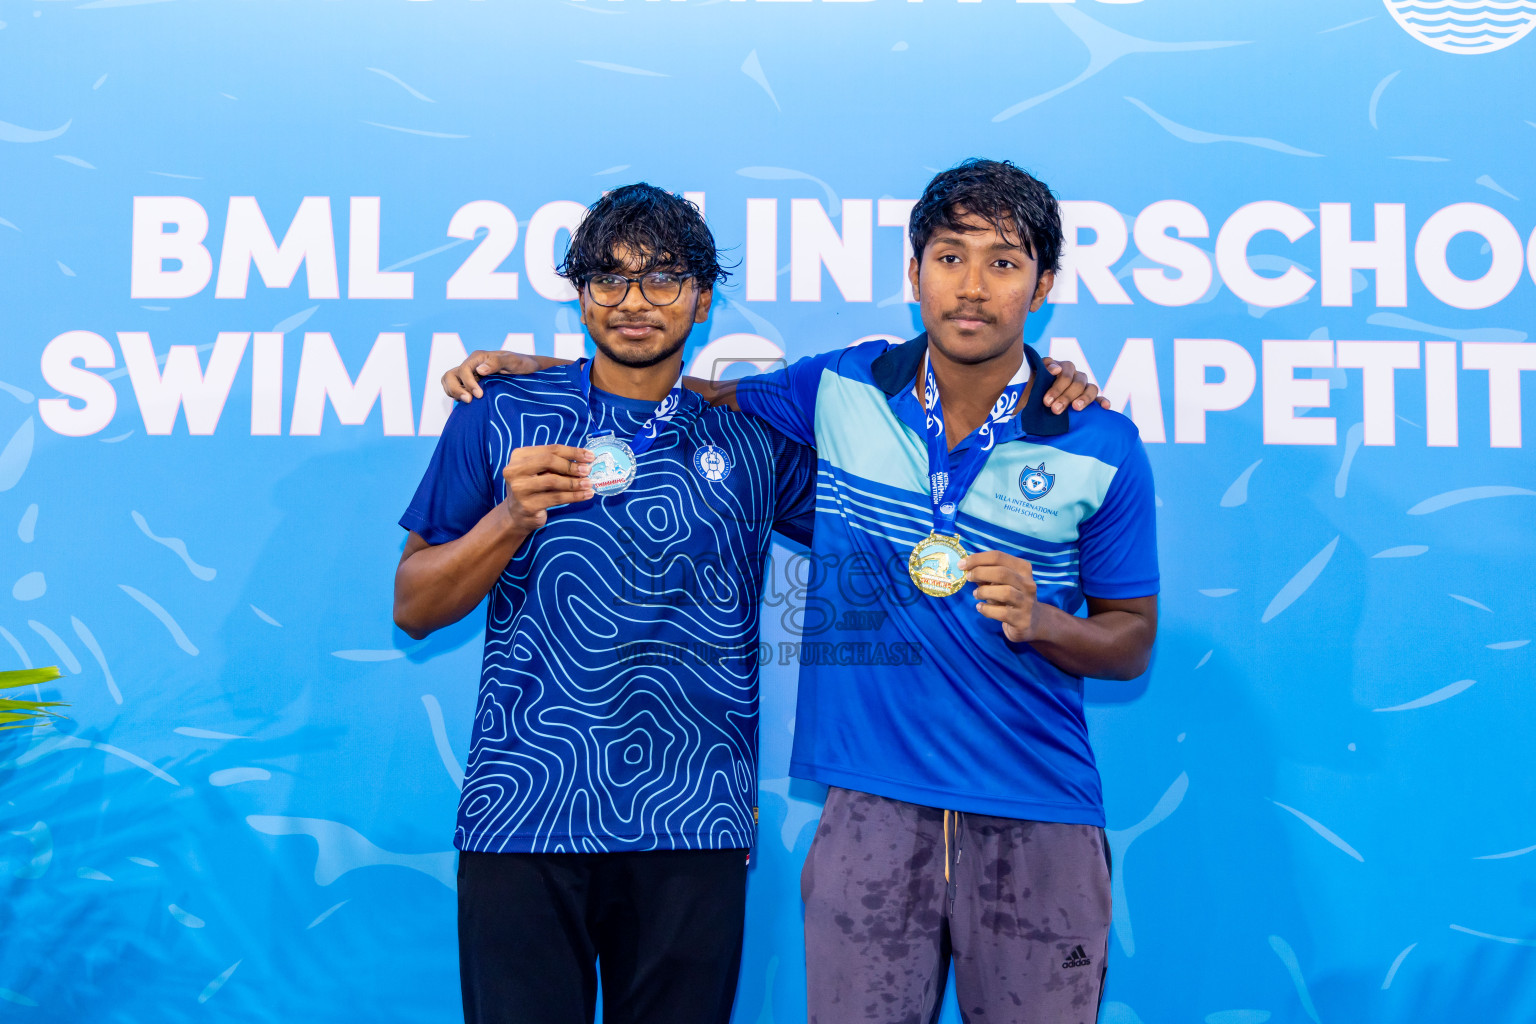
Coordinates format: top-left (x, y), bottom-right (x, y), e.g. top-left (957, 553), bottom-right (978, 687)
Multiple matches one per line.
top-left (0, 666), bottom-right (67, 730)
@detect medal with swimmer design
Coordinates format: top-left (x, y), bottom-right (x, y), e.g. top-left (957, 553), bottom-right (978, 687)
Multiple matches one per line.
top-left (908, 522), bottom-right (968, 597)
top-left (584, 432), bottom-right (638, 496)
top-left (578, 359), bottom-right (684, 498)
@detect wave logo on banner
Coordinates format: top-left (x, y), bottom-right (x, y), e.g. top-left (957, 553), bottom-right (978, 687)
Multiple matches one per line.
top-left (1383, 0), bottom-right (1536, 54)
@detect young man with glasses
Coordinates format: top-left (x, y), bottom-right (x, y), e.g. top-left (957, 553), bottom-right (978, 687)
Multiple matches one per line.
top-left (393, 183), bottom-right (818, 1024)
top-left (446, 161), bottom-right (1154, 1023)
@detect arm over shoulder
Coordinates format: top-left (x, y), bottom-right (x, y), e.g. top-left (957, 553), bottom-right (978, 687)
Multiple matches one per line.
top-left (732, 348), bottom-right (840, 449)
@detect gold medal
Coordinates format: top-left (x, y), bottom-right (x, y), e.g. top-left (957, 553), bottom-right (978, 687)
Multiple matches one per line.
top-left (908, 532), bottom-right (968, 597)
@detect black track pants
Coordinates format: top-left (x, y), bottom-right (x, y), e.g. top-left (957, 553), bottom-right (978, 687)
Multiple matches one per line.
top-left (458, 848), bottom-right (747, 1024)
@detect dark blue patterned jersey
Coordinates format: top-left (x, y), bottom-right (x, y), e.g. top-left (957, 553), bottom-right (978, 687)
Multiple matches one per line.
top-left (399, 362), bottom-right (816, 853)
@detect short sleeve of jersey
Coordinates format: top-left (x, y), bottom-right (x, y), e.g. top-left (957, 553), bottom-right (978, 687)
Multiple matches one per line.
top-left (1076, 437), bottom-right (1159, 600)
top-left (399, 399), bottom-right (498, 546)
top-left (733, 349), bottom-right (839, 449)
top-left (769, 428), bottom-right (817, 547)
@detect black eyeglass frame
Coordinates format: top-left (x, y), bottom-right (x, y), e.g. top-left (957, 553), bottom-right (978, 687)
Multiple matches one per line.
top-left (581, 271), bottom-right (696, 307)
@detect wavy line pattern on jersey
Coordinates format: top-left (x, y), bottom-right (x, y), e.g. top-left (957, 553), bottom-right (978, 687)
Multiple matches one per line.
top-left (453, 376), bottom-right (787, 854)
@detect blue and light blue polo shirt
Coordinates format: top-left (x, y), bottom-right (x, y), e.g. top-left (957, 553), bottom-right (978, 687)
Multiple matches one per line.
top-left (400, 363), bottom-right (817, 853)
top-left (736, 334), bottom-right (1158, 826)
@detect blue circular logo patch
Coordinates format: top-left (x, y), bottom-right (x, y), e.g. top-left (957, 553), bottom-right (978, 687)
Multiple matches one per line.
top-left (693, 444), bottom-right (732, 483)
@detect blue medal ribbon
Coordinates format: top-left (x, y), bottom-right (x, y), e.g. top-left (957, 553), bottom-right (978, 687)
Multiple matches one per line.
top-left (578, 358), bottom-right (686, 456)
top-left (921, 353), bottom-right (1026, 536)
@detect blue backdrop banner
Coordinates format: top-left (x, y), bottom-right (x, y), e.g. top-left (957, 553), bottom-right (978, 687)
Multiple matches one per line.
top-left (1, 2), bottom-right (1534, 1022)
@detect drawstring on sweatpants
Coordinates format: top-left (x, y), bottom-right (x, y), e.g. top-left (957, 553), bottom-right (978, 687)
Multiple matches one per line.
top-left (943, 809), bottom-right (962, 884)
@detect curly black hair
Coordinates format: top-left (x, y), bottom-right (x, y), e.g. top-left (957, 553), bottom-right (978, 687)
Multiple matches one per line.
top-left (557, 183), bottom-right (729, 288)
top-left (908, 159), bottom-right (1063, 275)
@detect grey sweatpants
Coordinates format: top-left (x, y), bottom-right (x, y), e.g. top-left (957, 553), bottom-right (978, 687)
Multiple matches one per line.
top-left (801, 786), bottom-right (1111, 1024)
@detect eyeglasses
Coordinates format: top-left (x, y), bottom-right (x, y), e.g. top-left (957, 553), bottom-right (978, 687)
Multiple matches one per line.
top-left (584, 271), bottom-right (692, 307)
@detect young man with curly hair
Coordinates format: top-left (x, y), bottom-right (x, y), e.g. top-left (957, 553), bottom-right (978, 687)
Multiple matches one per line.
top-left (394, 183), bottom-right (818, 1024)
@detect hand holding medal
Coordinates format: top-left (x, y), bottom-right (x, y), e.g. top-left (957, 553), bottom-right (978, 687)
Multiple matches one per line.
top-left (500, 444), bottom-right (597, 532)
top-left (960, 550), bottom-right (1040, 642)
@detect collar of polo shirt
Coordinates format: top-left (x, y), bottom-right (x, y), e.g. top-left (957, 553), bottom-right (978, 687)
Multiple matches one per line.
top-left (869, 333), bottom-right (1070, 439)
